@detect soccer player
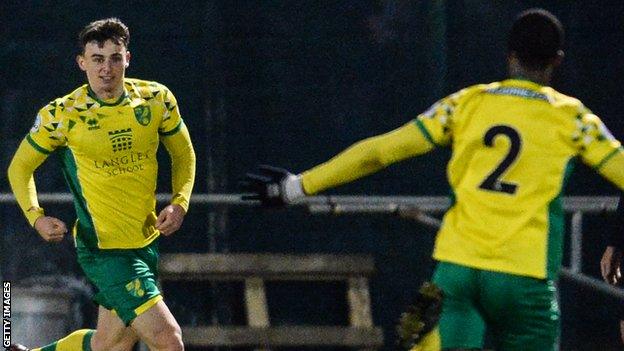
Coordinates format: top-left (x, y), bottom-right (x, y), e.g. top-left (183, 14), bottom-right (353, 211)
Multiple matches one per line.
top-left (600, 193), bottom-right (624, 343)
top-left (7, 18), bottom-right (195, 351)
top-left (242, 9), bottom-right (624, 351)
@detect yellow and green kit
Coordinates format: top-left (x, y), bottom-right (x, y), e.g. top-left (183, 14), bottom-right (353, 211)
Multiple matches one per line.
top-left (9, 78), bottom-right (196, 324)
top-left (299, 78), bottom-right (624, 350)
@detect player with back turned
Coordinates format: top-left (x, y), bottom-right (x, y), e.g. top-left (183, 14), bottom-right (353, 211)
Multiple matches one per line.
top-left (243, 9), bottom-right (624, 351)
top-left (7, 18), bottom-right (196, 351)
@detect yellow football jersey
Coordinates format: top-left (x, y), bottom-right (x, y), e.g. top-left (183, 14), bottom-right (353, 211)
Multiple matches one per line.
top-left (418, 79), bottom-right (623, 279)
top-left (301, 78), bottom-right (624, 280)
top-left (26, 78), bottom-right (185, 249)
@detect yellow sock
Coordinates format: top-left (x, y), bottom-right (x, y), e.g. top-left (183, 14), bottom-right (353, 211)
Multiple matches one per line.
top-left (410, 327), bottom-right (441, 351)
top-left (33, 329), bottom-right (94, 351)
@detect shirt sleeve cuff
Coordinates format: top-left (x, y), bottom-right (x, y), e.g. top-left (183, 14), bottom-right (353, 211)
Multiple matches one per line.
top-left (26, 207), bottom-right (45, 227)
top-left (171, 194), bottom-right (189, 212)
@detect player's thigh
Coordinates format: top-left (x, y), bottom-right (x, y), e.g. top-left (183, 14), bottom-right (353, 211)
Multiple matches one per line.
top-left (480, 272), bottom-right (559, 351)
top-left (433, 262), bottom-right (486, 350)
top-left (130, 299), bottom-right (183, 349)
top-left (92, 306), bottom-right (139, 351)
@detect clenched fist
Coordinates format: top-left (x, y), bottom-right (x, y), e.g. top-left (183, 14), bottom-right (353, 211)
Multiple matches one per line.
top-left (155, 204), bottom-right (186, 236)
top-left (34, 216), bottom-right (68, 242)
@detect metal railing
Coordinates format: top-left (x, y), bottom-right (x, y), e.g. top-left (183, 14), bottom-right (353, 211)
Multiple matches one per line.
top-left (2, 193), bottom-right (623, 300)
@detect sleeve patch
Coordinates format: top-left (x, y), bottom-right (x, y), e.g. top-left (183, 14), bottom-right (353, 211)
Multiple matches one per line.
top-left (31, 114), bottom-right (42, 133)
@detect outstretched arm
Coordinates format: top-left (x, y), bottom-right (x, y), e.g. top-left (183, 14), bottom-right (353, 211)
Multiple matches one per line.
top-left (301, 121), bottom-right (436, 195)
top-left (241, 121), bottom-right (437, 206)
top-left (242, 91), bottom-right (460, 206)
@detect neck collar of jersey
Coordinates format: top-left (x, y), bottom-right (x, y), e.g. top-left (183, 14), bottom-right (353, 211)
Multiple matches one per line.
top-left (87, 85), bottom-right (129, 107)
top-left (505, 77), bottom-right (547, 90)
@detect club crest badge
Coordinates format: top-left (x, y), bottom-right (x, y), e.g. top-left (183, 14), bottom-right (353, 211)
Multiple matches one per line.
top-left (134, 105), bottom-right (151, 126)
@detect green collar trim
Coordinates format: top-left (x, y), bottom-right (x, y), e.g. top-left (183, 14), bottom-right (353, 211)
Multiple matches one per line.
top-left (87, 85), bottom-right (128, 106)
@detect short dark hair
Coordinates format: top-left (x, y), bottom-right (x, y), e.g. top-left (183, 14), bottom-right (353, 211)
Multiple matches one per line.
top-left (79, 18), bottom-right (130, 53)
top-left (507, 8), bottom-right (564, 70)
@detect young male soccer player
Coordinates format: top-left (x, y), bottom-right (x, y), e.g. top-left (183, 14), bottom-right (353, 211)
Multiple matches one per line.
top-left (600, 193), bottom-right (624, 344)
top-left (243, 9), bottom-right (624, 350)
top-left (7, 18), bottom-right (195, 351)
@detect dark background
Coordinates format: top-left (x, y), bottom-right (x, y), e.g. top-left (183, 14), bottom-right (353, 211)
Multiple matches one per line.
top-left (1, 1), bottom-right (624, 350)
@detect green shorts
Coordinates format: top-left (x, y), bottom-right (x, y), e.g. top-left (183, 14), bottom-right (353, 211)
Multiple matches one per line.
top-left (77, 239), bottom-right (162, 325)
top-left (433, 261), bottom-right (559, 351)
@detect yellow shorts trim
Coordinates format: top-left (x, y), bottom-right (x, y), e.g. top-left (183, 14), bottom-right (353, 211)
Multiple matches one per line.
top-left (410, 327), bottom-right (441, 351)
top-left (134, 294), bottom-right (163, 317)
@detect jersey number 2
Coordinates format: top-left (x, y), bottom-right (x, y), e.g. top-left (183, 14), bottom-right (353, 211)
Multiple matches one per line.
top-left (478, 125), bottom-right (521, 194)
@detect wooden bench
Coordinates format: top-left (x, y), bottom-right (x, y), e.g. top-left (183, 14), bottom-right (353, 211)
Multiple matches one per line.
top-left (159, 253), bottom-right (384, 350)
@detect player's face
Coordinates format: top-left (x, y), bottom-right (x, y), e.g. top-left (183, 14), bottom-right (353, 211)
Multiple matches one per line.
top-left (77, 39), bottom-right (130, 99)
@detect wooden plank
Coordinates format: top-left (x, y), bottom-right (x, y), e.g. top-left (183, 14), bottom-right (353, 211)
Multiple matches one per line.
top-left (182, 326), bottom-right (384, 347)
top-left (244, 278), bottom-right (271, 351)
top-left (245, 278), bottom-right (270, 327)
top-left (160, 253), bottom-right (375, 280)
top-left (347, 277), bottom-right (373, 328)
